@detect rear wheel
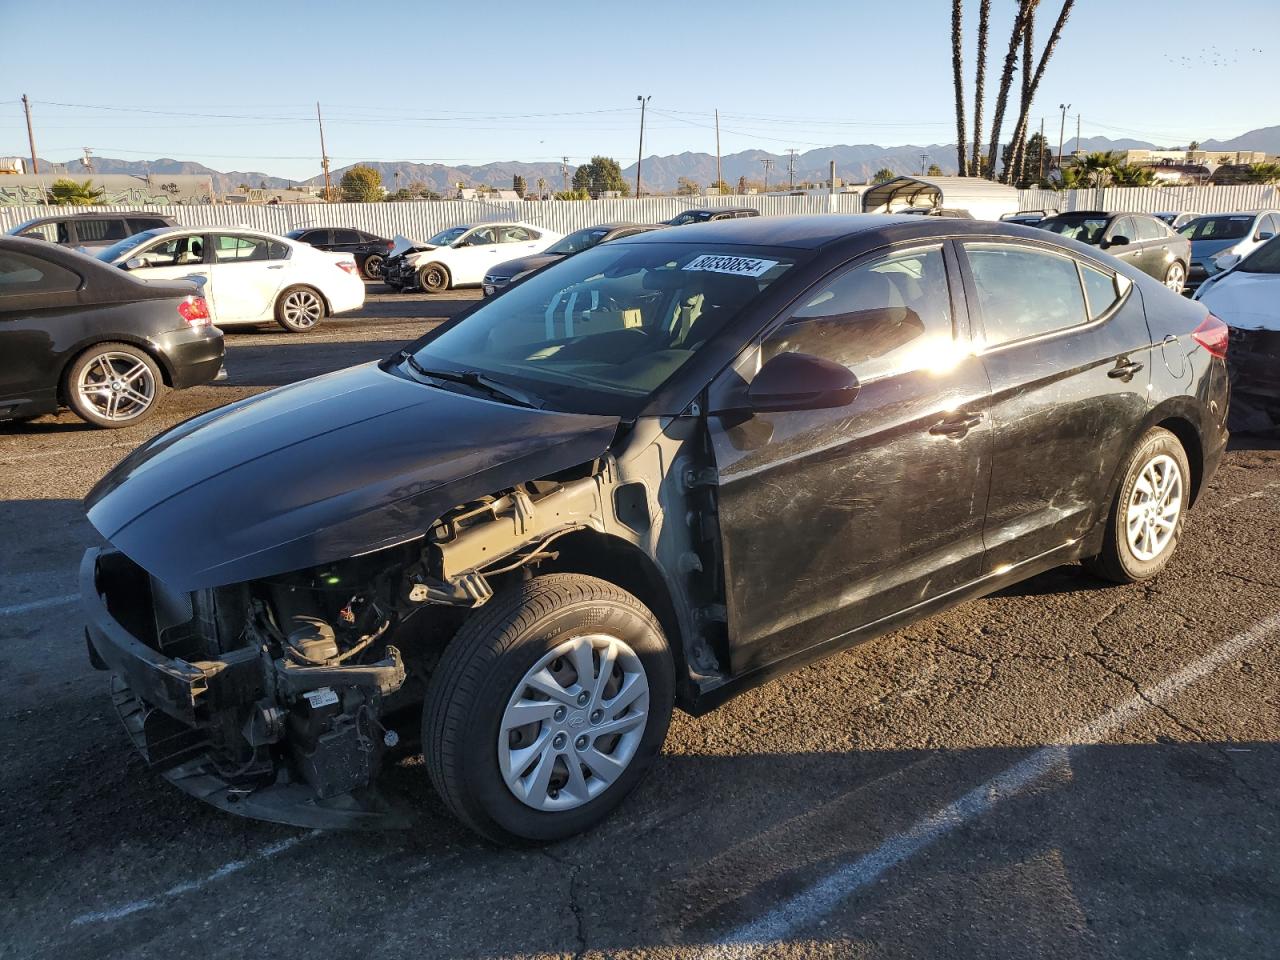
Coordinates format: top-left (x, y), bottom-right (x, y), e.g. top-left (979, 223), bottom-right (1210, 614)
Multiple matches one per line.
top-left (65, 343), bottom-right (165, 428)
top-left (418, 262), bottom-right (450, 294)
top-left (362, 254), bottom-right (385, 279)
top-left (1164, 261), bottom-right (1186, 294)
top-left (275, 286), bottom-right (326, 332)
top-left (1085, 427), bottom-right (1190, 582)
top-left (423, 574), bottom-right (674, 844)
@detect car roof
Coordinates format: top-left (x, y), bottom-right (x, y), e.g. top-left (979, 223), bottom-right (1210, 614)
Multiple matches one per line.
top-left (612, 213), bottom-right (985, 249)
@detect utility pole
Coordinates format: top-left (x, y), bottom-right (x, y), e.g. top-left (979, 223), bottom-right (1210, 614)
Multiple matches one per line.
top-left (82, 147), bottom-right (93, 174)
top-left (635, 95), bottom-right (651, 198)
top-left (920, 152), bottom-right (929, 175)
top-left (760, 157), bottom-right (774, 193)
top-left (1076, 113), bottom-right (1081, 157)
top-left (1056, 103), bottom-right (1071, 170)
top-left (21, 95), bottom-right (38, 174)
top-left (561, 156), bottom-right (569, 193)
top-left (316, 102), bottom-right (332, 200)
top-left (1038, 116), bottom-right (1046, 182)
top-left (715, 108), bottom-right (722, 194)
top-left (786, 148), bottom-right (798, 190)
top-left (829, 159), bottom-right (836, 194)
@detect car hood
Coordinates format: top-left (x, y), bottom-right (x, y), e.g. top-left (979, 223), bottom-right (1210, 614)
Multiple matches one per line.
top-left (86, 362), bottom-right (620, 591)
top-left (1190, 237), bottom-right (1241, 260)
top-left (1198, 272), bottom-right (1280, 331)
top-left (389, 234), bottom-right (432, 258)
top-left (489, 252), bottom-right (563, 280)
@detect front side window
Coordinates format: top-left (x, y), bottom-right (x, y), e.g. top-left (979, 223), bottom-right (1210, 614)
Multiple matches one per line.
top-left (466, 226), bottom-right (499, 246)
top-left (1239, 237), bottom-right (1280, 274)
top-left (0, 251), bottom-right (81, 293)
top-left (213, 234), bottom-right (271, 263)
top-left (19, 222), bottom-right (64, 243)
top-left (964, 243), bottom-right (1088, 346)
top-left (761, 245), bottom-right (955, 382)
top-left (137, 234), bottom-right (205, 267)
top-left (410, 242), bottom-right (797, 416)
top-left (128, 218), bottom-right (170, 234)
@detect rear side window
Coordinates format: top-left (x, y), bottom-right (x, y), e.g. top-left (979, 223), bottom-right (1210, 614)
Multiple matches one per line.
top-left (1080, 265), bottom-right (1120, 319)
top-left (333, 229), bottom-right (360, 244)
top-left (763, 244), bottom-right (954, 382)
top-left (268, 241), bottom-right (290, 260)
top-left (1133, 217), bottom-right (1166, 242)
top-left (213, 234), bottom-right (272, 262)
top-left (301, 230), bottom-right (329, 244)
top-left (965, 243), bottom-right (1088, 346)
top-left (500, 226), bottom-right (534, 242)
top-left (0, 251), bottom-right (81, 293)
top-left (74, 219), bottom-right (129, 243)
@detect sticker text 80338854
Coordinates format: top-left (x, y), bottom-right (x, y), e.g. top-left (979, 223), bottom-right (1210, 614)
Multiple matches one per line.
top-left (681, 254), bottom-right (779, 278)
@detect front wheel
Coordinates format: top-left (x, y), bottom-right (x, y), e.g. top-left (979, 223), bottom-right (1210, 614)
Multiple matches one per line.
top-left (1164, 261), bottom-right (1186, 295)
top-left (1085, 427), bottom-right (1190, 582)
top-left (275, 286), bottom-right (326, 332)
top-left (423, 574), bottom-right (674, 844)
top-left (418, 262), bottom-right (450, 294)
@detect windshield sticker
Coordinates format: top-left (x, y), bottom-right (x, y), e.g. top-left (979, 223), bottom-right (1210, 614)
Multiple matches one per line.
top-left (683, 254), bottom-right (778, 277)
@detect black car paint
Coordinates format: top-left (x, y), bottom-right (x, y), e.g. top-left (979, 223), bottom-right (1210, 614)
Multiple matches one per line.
top-left (288, 228), bottom-right (391, 276)
top-left (0, 237), bottom-right (224, 420)
top-left (81, 215), bottom-right (1228, 825)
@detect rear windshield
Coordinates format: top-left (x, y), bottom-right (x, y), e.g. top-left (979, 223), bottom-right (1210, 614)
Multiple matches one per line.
top-left (1039, 215), bottom-right (1110, 244)
top-left (1180, 215), bottom-right (1252, 241)
top-left (1240, 237), bottom-right (1280, 274)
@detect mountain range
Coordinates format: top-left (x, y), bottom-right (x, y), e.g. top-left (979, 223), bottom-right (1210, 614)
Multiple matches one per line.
top-left (24, 125), bottom-right (1279, 196)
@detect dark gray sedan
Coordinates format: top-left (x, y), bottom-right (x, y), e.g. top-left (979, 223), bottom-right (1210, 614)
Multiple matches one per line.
top-left (482, 222), bottom-right (662, 296)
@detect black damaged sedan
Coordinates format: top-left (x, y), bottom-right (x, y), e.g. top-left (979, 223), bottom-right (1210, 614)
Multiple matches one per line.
top-left (82, 215), bottom-right (1229, 843)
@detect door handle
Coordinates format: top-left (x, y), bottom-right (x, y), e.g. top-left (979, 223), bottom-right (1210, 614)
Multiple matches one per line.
top-left (267, 264), bottom-right (285, 270)
top-left (929, 412), bottom-right (984, 438)
top-left (1107, 358), bottom-right (1145, 381)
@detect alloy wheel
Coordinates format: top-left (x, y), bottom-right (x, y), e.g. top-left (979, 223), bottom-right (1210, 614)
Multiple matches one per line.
top-left (1126, 453), bottom-right (1183, 561)
top-left (75, 352), bottom-right (156, 422)
top-left (498, 633), bottom-right (649, 812)
top-left (1165, 262), bottom-right (1185, 293)
top-left (364, 255), bottom-right (384, 279)
top-left (281, 289), bottom-right (323, 328)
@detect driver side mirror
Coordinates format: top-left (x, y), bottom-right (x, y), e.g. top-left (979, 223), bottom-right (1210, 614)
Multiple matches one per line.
top-left (1104, 235), bottom-right (1130, 248)
top-left (743, 352), bottom-right (860, 413)
top-left (123, 257), bottom-right (145, 270)
top-left (1257, 231), bottom-right (1275, 242)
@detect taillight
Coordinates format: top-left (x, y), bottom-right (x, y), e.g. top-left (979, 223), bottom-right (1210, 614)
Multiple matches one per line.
top-left (178, 296), bottom-right (211, 327)
top-left (384, 239), bottom-right (394, 250)
top-left (337, 260), bottom-right (359, 275)
top-left (1192, 314), bottom-right (1229, 358)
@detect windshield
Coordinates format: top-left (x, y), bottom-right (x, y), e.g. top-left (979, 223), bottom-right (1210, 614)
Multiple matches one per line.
top-left (96, 230), bottom-right (164, 263)
top-left (1039, 216), bottom-right (1110, 244)
top-left (1239, 236), bottom-right (1280, 274)
top-left (408, 241), bottom-right (798, 416)
top-left (427, 226), bottom-right (469, 246)
top-left (546, 228), bottom-right (610, 256)
top-left (1179, 215), bottom-right (1252, 241)
top-left (668, 211), bottom-right (711, 226)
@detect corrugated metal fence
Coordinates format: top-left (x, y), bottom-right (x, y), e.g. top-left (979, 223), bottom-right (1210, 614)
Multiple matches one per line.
top-left (1018, 184), bottom-right (1280, 215)
top-left (0, 194), bottom-right (863, 238)
top-left (2, 185), bottom-right (1274, 236)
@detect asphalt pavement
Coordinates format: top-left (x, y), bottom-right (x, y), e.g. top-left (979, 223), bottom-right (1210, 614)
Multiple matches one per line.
top-left (1, 286), bottom-right (1277, 960)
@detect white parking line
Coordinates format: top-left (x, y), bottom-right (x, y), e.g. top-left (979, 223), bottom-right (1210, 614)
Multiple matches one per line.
top-left (70, 831), bottom-right (321, 926)
top-left (712, 612), bottom-right (1280, 953)
top-left (0, 594), bottom-right (78, 616)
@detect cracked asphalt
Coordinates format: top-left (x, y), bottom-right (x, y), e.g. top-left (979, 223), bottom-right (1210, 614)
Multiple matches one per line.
top-left (2, 286), bottom-right (1277, 959)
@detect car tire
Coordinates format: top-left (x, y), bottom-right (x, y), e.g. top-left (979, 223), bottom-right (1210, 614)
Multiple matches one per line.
top-left (362, 254), bottom-right (384, 280)
top-left (1164, 261), bottom-right (1186, 295)
top-left (418, 262), bottom-right (450, 294)
top-left (64, 343), bottom-right (166, 429)
top-left (1085, 427), bottom-right (1190, 583)
top-left (423, 573), bottom-right (674, 845)
top-left (275, 285), bottom-right (327, 332)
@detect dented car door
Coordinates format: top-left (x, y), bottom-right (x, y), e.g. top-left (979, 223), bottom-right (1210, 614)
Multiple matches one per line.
top-left (706, 243), bottom-right (992, 674)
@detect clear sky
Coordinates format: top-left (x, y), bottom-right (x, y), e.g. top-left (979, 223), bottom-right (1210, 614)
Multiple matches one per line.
top-left (0, 0), bottom-right (1274, 179)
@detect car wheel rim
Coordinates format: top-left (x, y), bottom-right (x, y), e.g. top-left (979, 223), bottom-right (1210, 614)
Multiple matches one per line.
top-left (1165, 264), bottom-right (1184, 291)
top-left (425, 268), bottom-right (443, 288)
top-left (76, 352), bottom-right (155, 422)
top-left (365, 256), bottom-right (383, 278)
top-left (498, 633), bottom-right (649, 812)
top-left (1126, 453), bottom-right (1182, 561)
top-left (282, 290), bottom-right (322, 327)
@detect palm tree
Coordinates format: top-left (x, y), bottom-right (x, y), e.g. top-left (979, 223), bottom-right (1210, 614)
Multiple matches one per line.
top-left (951, 0), bottom-right (968, 176)
top-left (984, 0), bottom-right (1034, 179)
top-left (1110, 163), bottom-right (1156, 187)
top-left (970, 0), bottom-right (991, 174)
top-left (1006, 2), bottom-right (1036, 184)
top-left (1078, 151), bottom-right (1119, 188)
top-left (1005, 0), bottom-right (1076, 184)
top-left (47, 178), bottom-right (104, 206)
top-left (1245, 162), bottom-right (1280, 184)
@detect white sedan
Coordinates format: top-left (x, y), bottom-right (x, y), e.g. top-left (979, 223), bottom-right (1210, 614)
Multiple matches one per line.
top-left (391, 222), bottom-right (562, 293)
top-left (1195, 236), bottom-right (1280, 330)
top-left (97, 227), bottom-right (365, 332)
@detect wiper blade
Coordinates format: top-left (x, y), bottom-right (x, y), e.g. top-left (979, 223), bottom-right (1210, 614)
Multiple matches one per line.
top-left (399, 353), bottom-right (543, 409)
